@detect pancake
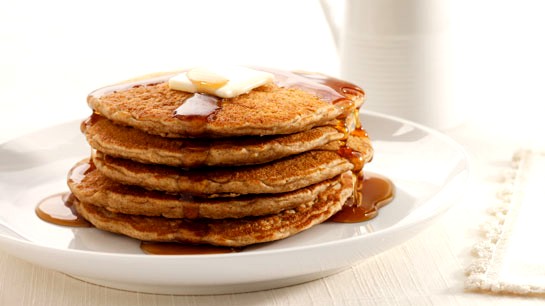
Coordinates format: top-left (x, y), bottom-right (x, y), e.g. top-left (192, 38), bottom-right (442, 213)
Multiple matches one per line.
top-left (72, 170), bottom-right (354, 247)
top-left (68, 158), bottom-right (354, 219)
top-left (61, 67), bottom-right (376, 249)
top-left (86, 69), bottom-right (365, 138)
top-left (82, 113), bottom-right (347, 167)
top-left (92, 149), bottom-right (356, 196)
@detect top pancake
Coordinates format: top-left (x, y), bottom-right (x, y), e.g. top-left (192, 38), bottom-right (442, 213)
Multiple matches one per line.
top-left (87, 69), bottom-right (365, 138)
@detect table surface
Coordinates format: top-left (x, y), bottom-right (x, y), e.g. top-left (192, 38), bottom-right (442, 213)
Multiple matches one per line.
top-left (2, 0), bottom-right (545, 305)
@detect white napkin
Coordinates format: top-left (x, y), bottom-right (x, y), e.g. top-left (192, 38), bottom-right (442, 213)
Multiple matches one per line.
top-left (466, 149), bottom-right (545, 295)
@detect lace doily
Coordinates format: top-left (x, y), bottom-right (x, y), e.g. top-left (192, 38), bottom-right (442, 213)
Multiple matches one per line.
top-left (466, 149), bottom-right (545, 296)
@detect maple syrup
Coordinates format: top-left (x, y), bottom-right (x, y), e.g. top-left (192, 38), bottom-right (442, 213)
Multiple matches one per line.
top-left (88, 68), bottom-right (364, 124)
top-left (35, 192), bottom-right (91, 227)
top-left (329, 172), bottom-right (394, 223)
top-left (172, 93), bottom-right (221, 122)
top-left (140, 241), bottom-right (242, 255)
top-left (265, 68), bottom-right (363, 105)
top-left (35, 173), bottom-right (393, 254)
top-left (263, 68), bottom-right (362, 119)
top-left (44, 67), bottom-right (391, 255)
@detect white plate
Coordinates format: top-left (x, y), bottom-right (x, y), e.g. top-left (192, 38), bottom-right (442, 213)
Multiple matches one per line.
top-left (0, 111), bottom-right (469, 295)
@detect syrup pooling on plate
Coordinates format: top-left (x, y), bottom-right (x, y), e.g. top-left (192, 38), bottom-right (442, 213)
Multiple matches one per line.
top-left (329, 172), bottom-right (394, 223)
top-left (35, 160), bottom-right (96, 227)
top-left (49, 67), bottom-right (388, 253)
top-left (35, 161), bottom-right (97, 226)
top-left (35, 193), bottom-right (91, 227)
top-left (333, 107), bottom-right (385, 219)
top-left (141, 241), bottom-right (243, 255)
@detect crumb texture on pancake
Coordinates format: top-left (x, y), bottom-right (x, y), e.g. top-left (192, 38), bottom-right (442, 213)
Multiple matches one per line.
top-left (65, 68), bottom-right (373, 248)
top-left (82, 114), bottom-right (345, 167)
top-left (88, 82), bottom-right (349, 137)
top-left (68, 158), bottom-right (354, 219)
top-left (73, 171), bottom-right (353, 247)
top-left (92, 150), bottom-right (354, 195)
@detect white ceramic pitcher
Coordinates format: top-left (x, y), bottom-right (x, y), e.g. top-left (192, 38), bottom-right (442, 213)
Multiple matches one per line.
top-left (321, 0), bottom-right (462, 130)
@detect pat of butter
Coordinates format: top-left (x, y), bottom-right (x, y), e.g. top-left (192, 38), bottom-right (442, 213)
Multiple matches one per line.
top-left (169, 66), bottom-right (274, 98)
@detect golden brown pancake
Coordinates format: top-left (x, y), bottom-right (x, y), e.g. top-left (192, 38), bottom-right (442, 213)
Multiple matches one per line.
top-left (72, 170), bottom-right (354, 247)
top-left (68, 158), bottom-right (354, 219)
top-left (92, 149), bottom-right (356, 196)
top-left (86, 70), bottom-right (364, 138)
top-left (82, 113), bottom-right (347, 167)
top-left (65, 67), bottom-right (373, 248)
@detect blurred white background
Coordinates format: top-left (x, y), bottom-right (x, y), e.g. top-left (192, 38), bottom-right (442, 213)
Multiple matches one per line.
top-left (1, 0), bottom-right (544, 144)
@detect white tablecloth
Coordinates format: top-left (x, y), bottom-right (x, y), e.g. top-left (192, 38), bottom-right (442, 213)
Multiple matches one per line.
top-left (2, 0), bottom-right (545, 304)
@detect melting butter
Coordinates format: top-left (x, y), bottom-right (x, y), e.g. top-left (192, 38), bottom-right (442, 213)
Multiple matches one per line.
top-left (169, 66), bottom-right (274, 98)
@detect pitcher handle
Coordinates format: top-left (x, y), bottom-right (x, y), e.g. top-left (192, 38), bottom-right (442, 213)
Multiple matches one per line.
top-left (319, 0), bottom-right (342, 49)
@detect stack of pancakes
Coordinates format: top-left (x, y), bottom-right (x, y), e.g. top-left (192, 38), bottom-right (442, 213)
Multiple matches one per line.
top-left (67, 68), bottom-right (373, 247)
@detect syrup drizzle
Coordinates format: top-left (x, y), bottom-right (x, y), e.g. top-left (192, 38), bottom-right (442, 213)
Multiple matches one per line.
top-left (87, 68), bottom-right (364, 124)
top-left (173, 93), bottom-right (221, 122)
top-left (331, 107), bottom-right (393, 221)
top-left (44, 68), bottom-right (391, 254)
top-left (263, 68), bottom-right (362, 119)
top-left (329, 172), bottom-right (394, 223)
top-left (140, 241), bottom-right (242, 255)
top-left (35, 193), bottom-right (91, 227)
top-left (87, 75), bottom-right (170, 101)
top-left (171, 68), bottom-right (364, 122)
top-left (67, 158), bottom-right (96, 184)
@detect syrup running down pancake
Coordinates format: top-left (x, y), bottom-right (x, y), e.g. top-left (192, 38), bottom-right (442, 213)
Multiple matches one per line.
top-left (36, 66), bottom-right (391, 249)
top-left (87, 69), bottom-right (365, 138)
top-left (68, 158), bottom-right (355, 219)
top-left (72, 171), bottom-right (354, 247)
top-left (90, 130), bottom-right (371, 196)
top-left (82, 112), bottom-right (359, 167)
